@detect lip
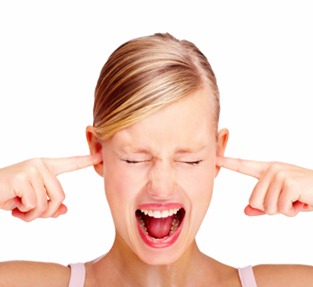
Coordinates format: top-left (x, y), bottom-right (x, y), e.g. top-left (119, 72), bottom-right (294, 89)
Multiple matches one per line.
top-left (136, 203), bottom-right (185, 248)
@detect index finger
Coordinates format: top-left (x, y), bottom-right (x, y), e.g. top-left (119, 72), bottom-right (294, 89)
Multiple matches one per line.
top-left (216, 156), bottom-right (270, 179)
top-left (45, 153), bottom-right (102, 175)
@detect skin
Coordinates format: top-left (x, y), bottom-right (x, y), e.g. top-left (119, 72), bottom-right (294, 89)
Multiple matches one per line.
top-left (216, 156), bottom-right (313, 216)
top-left (1, 88), bottom-right (313, 286)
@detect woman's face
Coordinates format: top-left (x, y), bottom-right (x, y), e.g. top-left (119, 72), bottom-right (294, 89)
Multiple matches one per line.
top-left (91, 88), bottom-right (228, 264)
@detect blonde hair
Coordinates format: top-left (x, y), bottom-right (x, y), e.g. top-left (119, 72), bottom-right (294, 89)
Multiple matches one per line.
top-left (93, 33), bottom-right (220, 140)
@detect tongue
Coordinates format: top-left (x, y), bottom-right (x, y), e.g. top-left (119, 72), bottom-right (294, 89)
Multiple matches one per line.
top-left (144, 215), bottom-right (174, 238)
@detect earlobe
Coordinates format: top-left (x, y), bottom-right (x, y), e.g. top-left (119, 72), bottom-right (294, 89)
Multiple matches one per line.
top-left (86, 126), bottom-right (104, 177)
top-left (215, 128), bottom-right (229, 177)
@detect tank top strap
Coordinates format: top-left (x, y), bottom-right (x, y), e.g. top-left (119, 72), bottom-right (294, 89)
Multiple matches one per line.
top-left (68, 263), bottom-right (86, 287)
top-left (238, 265), bottom-right (257, 287)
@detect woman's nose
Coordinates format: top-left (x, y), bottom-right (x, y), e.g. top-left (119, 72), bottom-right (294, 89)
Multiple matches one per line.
top-left (147, 161), bottom-right (176, 199)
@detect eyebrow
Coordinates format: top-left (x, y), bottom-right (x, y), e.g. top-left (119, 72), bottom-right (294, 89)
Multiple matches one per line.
top-left (174, 145), bottom-right (208, 154)
top-left (116, 146), bottom-right (151, 156)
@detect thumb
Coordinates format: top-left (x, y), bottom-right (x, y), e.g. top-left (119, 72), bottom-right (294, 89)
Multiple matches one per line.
top-left (244, 205), bottom-right (265, 216)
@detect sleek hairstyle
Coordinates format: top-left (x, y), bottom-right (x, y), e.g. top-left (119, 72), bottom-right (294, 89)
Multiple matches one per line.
top-left (93, 33), bottom-right (220, 140)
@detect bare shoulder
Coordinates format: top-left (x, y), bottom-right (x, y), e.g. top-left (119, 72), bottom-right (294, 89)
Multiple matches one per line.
top-left (198, 256), bottom-right (243, 287)
top-left (0, 260), bottom-right (70, 287)
top-left (253, 264), bottom-right (313, 287)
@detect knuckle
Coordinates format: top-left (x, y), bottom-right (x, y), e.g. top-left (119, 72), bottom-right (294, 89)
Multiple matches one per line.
top-left (52, 189), bottom-right (66, 203)
top-left (248, 197), bottom-right (262, 210)
top-left (14, 172), bottom-right (29, 184)
top-left (26, 158), bottom-right (44, 169)
top-left (280, 208), bottom-right (296, 217)
top-left (28, 158), bottom-right (44, 165)
top-left (26, 165), bottom-right (40, 177)
top-left (58, 192), bottom-right (66, 202)
top-left (27, 158), bottom-right (50, 175)
top-left (18, 197), bottom-right (36, 210)
top-left (274, 170), bottom-right (288, 182)
top-left (19, 158), bottom-right (44, 178)
top-left (263, 203), bottom-right (276, 215)
top-left (23, 202), bottom-right (36, 211)
top-left (268, 162), bottom-right (283, 175)
top-left (37, 203), bottom-right (48, 215)
top-left (277, 202), bottom-right (294, 217)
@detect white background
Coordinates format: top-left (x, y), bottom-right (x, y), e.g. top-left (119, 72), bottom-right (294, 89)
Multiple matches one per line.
top-left (0, 1), bottom-right (313, 268)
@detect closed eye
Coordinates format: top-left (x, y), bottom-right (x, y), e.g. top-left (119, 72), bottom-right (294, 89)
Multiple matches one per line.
top-left (123, 159), bottom-right (150, 164)
top-left (183, 160), bottom-right (203, 166)
top-left (125, 160), bottom-right (140, 164)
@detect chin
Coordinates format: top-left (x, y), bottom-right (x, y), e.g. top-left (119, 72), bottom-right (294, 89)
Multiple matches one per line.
top-left (132, 231), bottom-right (195, 266)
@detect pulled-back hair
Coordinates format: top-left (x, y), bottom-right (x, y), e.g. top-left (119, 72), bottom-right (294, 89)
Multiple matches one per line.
top-left (93, 33), bottom-right (220, 140)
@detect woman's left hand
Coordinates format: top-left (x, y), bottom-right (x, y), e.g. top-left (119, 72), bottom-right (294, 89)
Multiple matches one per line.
top-left (216, 156), bottom-right (313, 216)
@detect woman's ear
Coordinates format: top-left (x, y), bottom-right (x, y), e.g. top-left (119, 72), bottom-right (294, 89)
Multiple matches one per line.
top-left (215, 128), bottom-right (229, 177)
top-left (86, 125), bottom-right (104, 177)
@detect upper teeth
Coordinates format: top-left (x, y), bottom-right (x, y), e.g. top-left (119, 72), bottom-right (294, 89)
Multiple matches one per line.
top-left (140, 208), bottom-right (180, 218)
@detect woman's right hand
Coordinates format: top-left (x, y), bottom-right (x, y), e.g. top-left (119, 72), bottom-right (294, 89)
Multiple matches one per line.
top-left (0, 154), bottom-right (102, 222)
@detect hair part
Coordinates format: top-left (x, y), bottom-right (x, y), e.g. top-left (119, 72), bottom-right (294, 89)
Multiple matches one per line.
top-left (93, 33), bottom-right (220, 140)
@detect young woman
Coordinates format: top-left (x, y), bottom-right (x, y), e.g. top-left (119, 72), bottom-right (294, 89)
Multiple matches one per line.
top-left (1, 33), bottom-right (313, 286)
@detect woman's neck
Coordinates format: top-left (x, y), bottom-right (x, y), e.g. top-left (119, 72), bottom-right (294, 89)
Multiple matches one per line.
top-left (91, 237), bottom-right (212, 287)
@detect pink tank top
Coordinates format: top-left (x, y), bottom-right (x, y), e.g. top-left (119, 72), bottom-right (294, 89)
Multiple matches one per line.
top-left (238, 266), bottom-right (258, 287)
top-left (68, 263), bottom-right (257, 286)
top-left (68, 263), bottom-right (86, 287)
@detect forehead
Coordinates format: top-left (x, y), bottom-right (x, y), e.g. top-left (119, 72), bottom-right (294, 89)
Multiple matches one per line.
top-left (108, 89), bottom-right (216, 151)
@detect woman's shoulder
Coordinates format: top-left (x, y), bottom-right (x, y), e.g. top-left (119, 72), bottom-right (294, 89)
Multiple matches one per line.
top-left (0, 260), bottom-right (70, 287)
top-left (196, 256), bottom-right (244, 286)
top-left (253, 264), bottom-right (313, 287)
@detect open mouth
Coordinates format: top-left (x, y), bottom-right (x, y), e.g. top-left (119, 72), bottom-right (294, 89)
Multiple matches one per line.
top-left (136, 208), bottom-right (186, 240)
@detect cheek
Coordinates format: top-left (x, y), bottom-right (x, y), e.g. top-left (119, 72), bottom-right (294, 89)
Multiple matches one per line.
top-left (178, 163), bottom-right (215, 195)
top-left (103, 163), bottom-right (147, 206)
top-left (103, 166), bottom-right (136, 233)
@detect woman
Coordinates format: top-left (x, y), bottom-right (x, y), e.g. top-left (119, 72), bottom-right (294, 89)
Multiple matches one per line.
top-left (1, 33), bottom-right (313, 286)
